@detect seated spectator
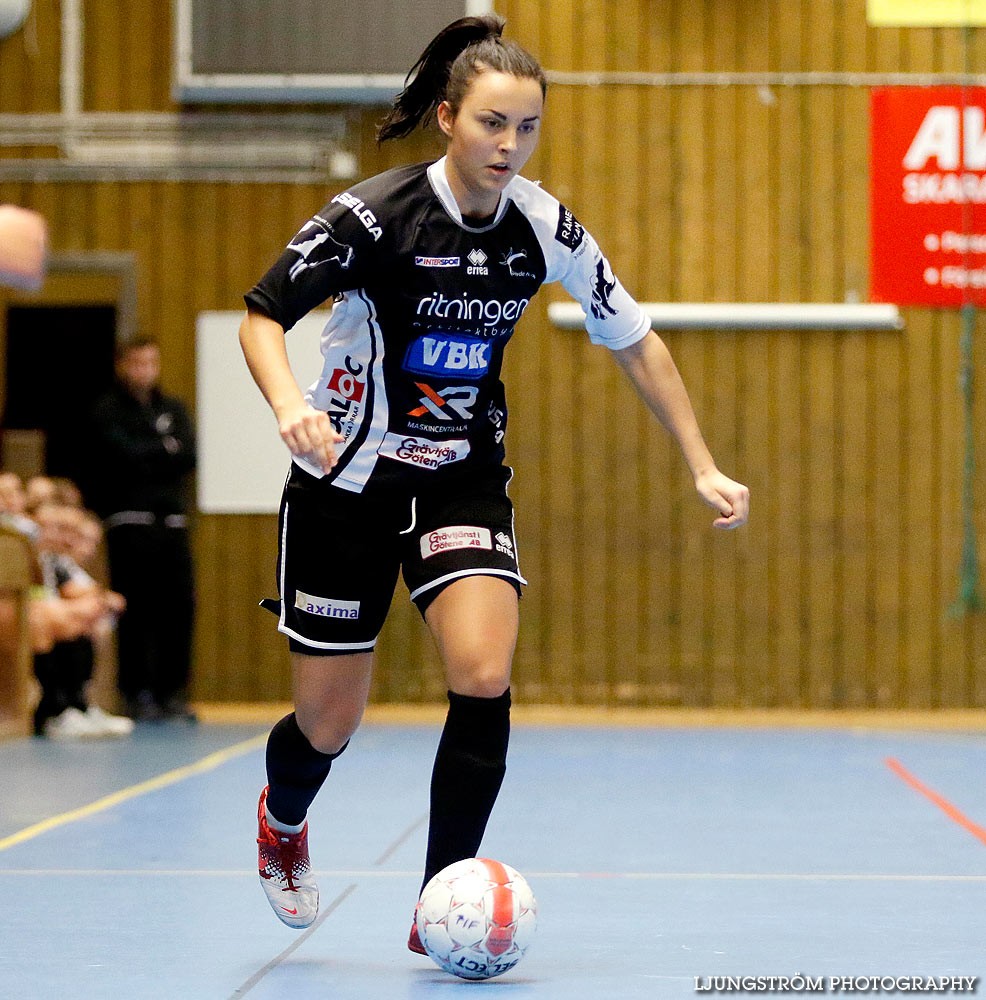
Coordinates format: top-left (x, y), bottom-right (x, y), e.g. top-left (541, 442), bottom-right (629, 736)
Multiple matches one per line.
top-left (0, 471), bottom-right (38, 540)
top-left (30, 500), bottom-right (132, 739)
top-left (24, 475), bottom-right (57, 514)
top-left (51, 477), bottom-right (84, 509)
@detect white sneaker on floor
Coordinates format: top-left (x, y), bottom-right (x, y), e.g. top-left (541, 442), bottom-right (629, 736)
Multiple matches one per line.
top-left (84, 705), bottom-right (135, 737)
top-left (43, 707), bottom-right (102, 741)
top-left (257, 786), bottom-right (319, 929)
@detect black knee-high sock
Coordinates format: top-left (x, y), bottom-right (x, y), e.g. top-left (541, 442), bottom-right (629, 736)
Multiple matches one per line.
top-left (422, 689), bottom-right (511, 892)
top-left (265, 713), bottom-right (348, 826)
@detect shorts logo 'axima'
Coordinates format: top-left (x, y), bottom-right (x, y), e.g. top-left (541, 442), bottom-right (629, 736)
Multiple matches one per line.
top-left (420, 526), bottom-right (493, 560)
top-left (403, 334), bottom-right (491, 380)
top-left (378, 433), bottom-right (469, 470)
top-left (294, 591), bottom-right (360, 619)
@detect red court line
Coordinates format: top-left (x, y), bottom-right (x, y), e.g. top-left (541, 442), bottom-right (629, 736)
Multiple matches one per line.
top-left (885, 757), bottom-right (986, 847)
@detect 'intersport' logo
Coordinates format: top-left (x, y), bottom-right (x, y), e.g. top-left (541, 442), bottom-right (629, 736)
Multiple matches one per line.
top-left (294, 591), bottom-right (360, 619)
top-left (415, 256), bottom-right (460, 267)
top-left (378, 433), bottom-right (469, 470)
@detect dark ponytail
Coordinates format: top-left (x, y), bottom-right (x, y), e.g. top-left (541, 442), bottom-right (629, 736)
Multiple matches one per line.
top-left (377, 15), bottom-right (546, 143)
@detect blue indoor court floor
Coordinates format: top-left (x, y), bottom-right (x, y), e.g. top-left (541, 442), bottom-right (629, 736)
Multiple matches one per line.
top-left (1, 718), bottom-right (984, 998)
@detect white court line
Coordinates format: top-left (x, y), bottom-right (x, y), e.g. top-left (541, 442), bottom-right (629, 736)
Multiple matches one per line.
top-left (2, 868), bottom-right (986, 882)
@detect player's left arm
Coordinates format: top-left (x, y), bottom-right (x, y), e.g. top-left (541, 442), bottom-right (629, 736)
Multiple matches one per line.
top-left (611, 331), bottom-right (750, 530)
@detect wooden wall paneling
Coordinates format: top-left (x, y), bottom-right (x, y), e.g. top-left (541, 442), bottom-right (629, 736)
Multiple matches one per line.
top-left (58, 183), bottom-right (88, 253)
top-left (577, 5), bottom-right (612, 703)
top-left (937, 26), bottom-right (969, 75)
top-left (629, 6), bottom-right (662, 703)
top-left (119, 0), bottom-right (171, 112)
top-left (669, 0), bottom-right (713, 706)
top-left (25, 0), bottom-right (60, 113)
top-left (187, 183), bottom-right (223, 699)
top-left (899, 0), bottom-right (941, 708)
top-left (0, 10), bottom-right (27, 114)
top-left (603, 8), bottom-right (649, 703)
top-left (637, 22), bottom-right (679, 704)
top-left (866, 9), bottom-right (904, 73)
top-left (537, 0), bottom-right (578, 704)
top-left (193, 515), bottom-right (222, 701)
top-left (211, 489), bottom-right (235, 700)
top-left (868, 321), bottom-right (904, 706)
top-left (771, 86), bottom-right (806, 705)
top-left (841, 0), bottom-right (867, 72)
top-left (120, 0), bottom-right (150, 110)
top-left (971, 310), bottom-right (986, 706)
top-left (702, 107), bottom-right (742, 706)
top-left (90, 184), bottom-right (121, 253)
top-left (737, 83), bottom-right (773, 705)
top-left (84, 0), bottom-right (124, 112)
top-left (804, 96), bottom-right (838, 707)
top-left (935, 310), bottom-right (965, 706)
top-left (673, 98), bottom-right (711, 706)
top-left (707, 3), bottom-right (741, 706)
top-left (839, 89), bottom-right (871, 707)
top-left (0, 180), bottom-right (17, 416)
top-left (774, 0), bottom-right (803, 74)
top-left (804, 0), bottom-right (840, 706)
top-left (901, 312), bottom-right (937, 707)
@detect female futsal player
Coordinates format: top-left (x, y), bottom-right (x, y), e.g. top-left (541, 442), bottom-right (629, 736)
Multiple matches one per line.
top-left (239, 15), bottom-right (749, 950)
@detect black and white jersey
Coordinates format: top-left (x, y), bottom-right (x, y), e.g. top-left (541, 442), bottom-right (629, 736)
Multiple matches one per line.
top-left (246, 157), bottom-right (650, 494)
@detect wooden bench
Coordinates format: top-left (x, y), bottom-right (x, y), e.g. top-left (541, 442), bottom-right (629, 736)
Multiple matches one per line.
top-left (0, 524), bottom-right (37, 738)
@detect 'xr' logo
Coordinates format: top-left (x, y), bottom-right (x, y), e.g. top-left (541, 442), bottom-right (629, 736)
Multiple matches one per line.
top-left (408, 384), bottom-right (478, 422)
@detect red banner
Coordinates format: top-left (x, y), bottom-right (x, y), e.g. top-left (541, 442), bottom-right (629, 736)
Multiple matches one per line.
top-left (870, 87), bottom-right (986, 307)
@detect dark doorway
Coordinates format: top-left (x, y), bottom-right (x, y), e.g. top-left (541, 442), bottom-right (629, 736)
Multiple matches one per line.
top-left (3, 305), bottom-right (117, 480)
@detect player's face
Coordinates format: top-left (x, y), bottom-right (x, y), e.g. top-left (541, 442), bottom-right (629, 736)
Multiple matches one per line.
top-left (438, 70), bottom-right (543, 217)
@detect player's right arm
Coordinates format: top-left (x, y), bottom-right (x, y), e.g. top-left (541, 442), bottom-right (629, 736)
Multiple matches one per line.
top-left (238, 309), bottom-right (342, 474)
top-left (242, 198), bottom-right (375, 473)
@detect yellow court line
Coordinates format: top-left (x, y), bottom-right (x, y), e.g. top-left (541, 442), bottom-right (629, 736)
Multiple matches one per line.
top-left (0, 733), bottom-right (267, 854)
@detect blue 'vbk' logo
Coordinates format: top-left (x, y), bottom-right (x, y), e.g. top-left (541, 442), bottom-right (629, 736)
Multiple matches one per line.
top-left (403, 334), bottom-right (491, 380)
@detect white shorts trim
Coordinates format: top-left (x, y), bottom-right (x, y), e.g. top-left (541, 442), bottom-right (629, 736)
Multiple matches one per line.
top-left (408, 567), bottom-right (527, 604)
top-left (275, 621), bottom-right (377, 652)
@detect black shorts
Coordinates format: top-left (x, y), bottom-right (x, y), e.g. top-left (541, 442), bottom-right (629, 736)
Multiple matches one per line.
top-left (263, 462), bottom-right (526, 656)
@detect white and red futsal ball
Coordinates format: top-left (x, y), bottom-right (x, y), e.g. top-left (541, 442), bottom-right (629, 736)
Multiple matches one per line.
top-left (416, 857), bottom-right (537, 980)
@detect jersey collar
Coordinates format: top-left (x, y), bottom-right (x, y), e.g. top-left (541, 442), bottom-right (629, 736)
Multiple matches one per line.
top-left (427, 157), bottom-right (514, 232)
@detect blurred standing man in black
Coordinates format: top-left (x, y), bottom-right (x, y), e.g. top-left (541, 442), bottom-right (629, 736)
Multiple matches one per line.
top-left (85, 338), bottom-right (197, 721)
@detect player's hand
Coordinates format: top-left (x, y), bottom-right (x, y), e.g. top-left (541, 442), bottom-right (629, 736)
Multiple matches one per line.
top-left (694, 468), bottom-right (749, 530)
top-left (276, 401), bottom-right (344, 474)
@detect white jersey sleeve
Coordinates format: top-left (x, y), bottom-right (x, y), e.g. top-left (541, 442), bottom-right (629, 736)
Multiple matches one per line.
top-left (506, 176), bottom-right (651, 350)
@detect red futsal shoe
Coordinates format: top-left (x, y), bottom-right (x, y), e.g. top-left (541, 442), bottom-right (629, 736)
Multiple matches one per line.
top-left (257, 786), bottom-right (319, 929)
top-left (408, 905), bottom-right (427, 955)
